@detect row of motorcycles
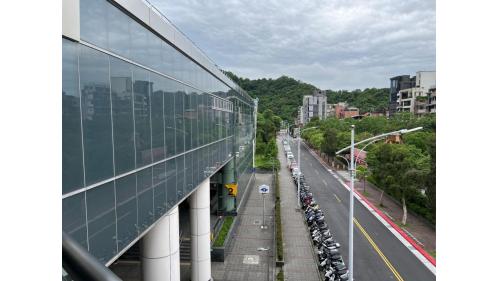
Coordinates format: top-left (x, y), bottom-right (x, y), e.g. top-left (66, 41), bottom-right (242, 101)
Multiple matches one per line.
top-left (292, 172), bottom-right (349, 281)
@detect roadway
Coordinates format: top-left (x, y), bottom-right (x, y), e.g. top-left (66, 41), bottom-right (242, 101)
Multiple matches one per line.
top-left (283, 136), bottom-right (435, 281)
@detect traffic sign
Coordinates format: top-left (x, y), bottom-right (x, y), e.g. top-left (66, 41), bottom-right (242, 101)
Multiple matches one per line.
top-left (225, 183), bottom-right (238, 197)
top-left (259, 184), bottom-right (270, 194)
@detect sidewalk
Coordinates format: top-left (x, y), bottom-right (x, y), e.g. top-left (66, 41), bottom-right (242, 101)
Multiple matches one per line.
top-left (211, 172), bottom-right (275, 281)
top-left (307, 144), bottom-right (436, 256)
top-left (277, 136), bottom-right (321, 281)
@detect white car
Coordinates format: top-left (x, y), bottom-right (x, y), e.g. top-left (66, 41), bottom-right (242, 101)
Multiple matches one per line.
top-left (287, 153), bottom-right (294, 159)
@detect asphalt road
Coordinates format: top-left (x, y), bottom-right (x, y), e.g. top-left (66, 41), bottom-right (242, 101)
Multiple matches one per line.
top-left (284, 136), bottom-right (435, 281)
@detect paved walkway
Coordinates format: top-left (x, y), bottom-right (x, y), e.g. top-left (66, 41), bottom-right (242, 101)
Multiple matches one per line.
top-left (211, 172), bottom-right (275, 281)
top-left (277, 136), bottom-right (321, 281)
top-left (307, 144), bottom-right (436, 255)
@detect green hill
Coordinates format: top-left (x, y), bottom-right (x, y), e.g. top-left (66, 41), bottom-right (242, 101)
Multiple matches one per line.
top-left (224, 71), bottom-right (389, 122)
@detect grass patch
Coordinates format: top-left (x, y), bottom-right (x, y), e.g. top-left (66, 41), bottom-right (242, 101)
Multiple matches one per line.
top-left (213, 216), bottom-right (234, 247)
top-left (428, 249), bottom-right (436, 258)
top-left (255, 154), bottom-right (280, 170)
top-left (275, 170), bottom-right (284, 261)
top-left (276, 268), bottom-right (284, 281)
top-left (395, 221), bottom-right (408, 228)
top-left (362, 191), bottom-right (370, 197)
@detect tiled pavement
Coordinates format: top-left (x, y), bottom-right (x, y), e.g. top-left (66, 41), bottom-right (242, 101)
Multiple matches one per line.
top-left (277, 136), bottom-right (321, 281)
top-left (211, 173), bottom-right (275, 281)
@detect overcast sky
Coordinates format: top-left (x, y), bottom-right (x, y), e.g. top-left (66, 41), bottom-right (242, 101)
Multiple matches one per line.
top-left (149, 0), bottom-right (435, 90)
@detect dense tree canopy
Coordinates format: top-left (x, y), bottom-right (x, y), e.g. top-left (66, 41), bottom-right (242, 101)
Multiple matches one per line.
top-left (301, 113), bottom-right (436, 224)
top-left (224, 71), bottom-right (390, 122)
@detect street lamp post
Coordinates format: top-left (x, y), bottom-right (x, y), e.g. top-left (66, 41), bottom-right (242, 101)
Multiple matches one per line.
top-left (336, 126), bottom-right (423, 281)
top-left (348, 125), bottom-right (355, 281)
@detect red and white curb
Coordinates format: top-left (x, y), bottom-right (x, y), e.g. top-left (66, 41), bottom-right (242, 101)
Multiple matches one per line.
top-left (303, 144), bottom-right (437, 275)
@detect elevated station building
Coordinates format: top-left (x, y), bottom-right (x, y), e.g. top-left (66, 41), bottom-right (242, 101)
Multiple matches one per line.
top-left (62, 0), bottom-right (256, 280)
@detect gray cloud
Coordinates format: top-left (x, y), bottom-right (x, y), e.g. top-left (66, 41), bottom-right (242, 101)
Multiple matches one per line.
top-left (149, 0), bottom-right (435, 90)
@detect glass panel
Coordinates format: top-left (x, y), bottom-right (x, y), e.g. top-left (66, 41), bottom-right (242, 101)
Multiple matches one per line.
top-left (110, 57), bottom-right (135, 174)
top-left (164, 79), bottom-right (176, 157)
top-left (62, 193), bottom-right (87, 250)
top-left (107, 0), bottom-right (131, 58)
top-left (133, 66), bottom-right (152, 167)
top-left (184, 88), bottom-right (192, 151)
top-left (153, 162), bottom-right (167, 219)
top-left (115, 174), bottom-right (138, 251)
top-left (151, 73), bottom-right (166, 162)
top-left (80, 0), bottom-right (107, 49)
top-left (86, 182), bottom-right (117, 264)
top-left (174, 84), bottom-right (185, 154)
top-left (161, 41), bottom-right (175, 78)
top-left (185, 152), bottom-right (193, 192)
top-left (62, 39), bottom-right (84, 194)
top-left (137, 167), bottom-right (154, 232)
top-left (175, 155), bottom-right (185, 201)
top-left (130, 19), bottom-right (150, 67)
top-left (191, 91), bottom-right (199, 148)
top-left (166, 158), bottom-right (177, 209)
top-left (79, 45), bottom-right (114, 185)
top-left (198, 94), bottom-right (205, 146)
top-left (149, 33), bottom-right (163, 73)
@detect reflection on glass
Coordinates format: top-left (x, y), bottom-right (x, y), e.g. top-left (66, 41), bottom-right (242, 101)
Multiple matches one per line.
top-left (110, 57), bottom-right (135, 174)
top-left (151, 73), bottom-right (166, 162)
top-left (137, 167), bottom-right (153, 232)
top-left (80, 45), bottom-right (114, 185)
top-left (62, 192), bottom-right (87, 250)
top-left (115, 174), bottom-right (138, 251)
top-left (63, 39), bottom-right (84, 194)
top-left (133, 66), bottom-right (152, 167)
top-left (87, 182), bottom-right (117, 263)
top-left (164, 80), bottom-right (176, 157)
top-left (153, 162), bottom-right (167, 219)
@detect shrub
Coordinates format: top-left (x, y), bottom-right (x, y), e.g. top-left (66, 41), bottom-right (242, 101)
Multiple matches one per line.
top-left (213, 216), bottom-right (234, 247)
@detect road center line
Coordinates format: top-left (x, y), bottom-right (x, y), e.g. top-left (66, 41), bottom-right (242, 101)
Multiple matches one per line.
top-left (334, 193), bottom-right (341, 203)
top-left (354, 218), bottom-right (405, 281)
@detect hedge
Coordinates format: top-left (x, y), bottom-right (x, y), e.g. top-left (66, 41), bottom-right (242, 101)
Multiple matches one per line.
top-left (213, 216), bottom-right (234, 247)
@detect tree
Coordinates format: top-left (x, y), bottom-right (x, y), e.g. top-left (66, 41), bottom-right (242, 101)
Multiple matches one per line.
top-left (356, 165), bottom-right (370, 194)
top-left (321, 128), bottom-right (338, 157)
top-left (401, 168), bottom-right (426, 225)
top-left (367, 143), bottom-right (430, 225)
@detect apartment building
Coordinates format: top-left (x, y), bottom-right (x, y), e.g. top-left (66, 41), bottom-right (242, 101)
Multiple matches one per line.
top-left (301, 89), bottom-right (327, 124)
top-left (393, 71), bottom-right (436, 115)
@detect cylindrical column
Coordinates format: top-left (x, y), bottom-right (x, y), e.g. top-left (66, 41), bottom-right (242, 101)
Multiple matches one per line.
top-left (189, 178), bottom-right (212, 281)
top-left (141, 206), bottom-right (180, 281)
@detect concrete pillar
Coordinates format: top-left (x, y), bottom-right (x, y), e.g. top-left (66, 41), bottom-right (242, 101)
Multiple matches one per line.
top-left (222, 159), bottom-right (236, 213)
top-left (189, 178), bottom-right (212, 281)
top-left (141, 206), bottom-right (180, 281)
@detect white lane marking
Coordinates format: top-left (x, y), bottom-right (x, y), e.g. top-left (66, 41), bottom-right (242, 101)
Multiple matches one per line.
top-left (322, 179), bottom-right (327, 186)
top-left (302, 142), bottom-right (437, 275)
top-left (315, 170), bottom-right (320, 176)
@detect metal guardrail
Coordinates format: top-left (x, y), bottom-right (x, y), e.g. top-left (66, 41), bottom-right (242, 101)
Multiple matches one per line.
top-left (62, 232), bottom-right (123, 281)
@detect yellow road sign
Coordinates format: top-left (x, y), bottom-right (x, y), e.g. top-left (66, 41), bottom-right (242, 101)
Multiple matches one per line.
top-left (225, 183), bottom-right (238, 197)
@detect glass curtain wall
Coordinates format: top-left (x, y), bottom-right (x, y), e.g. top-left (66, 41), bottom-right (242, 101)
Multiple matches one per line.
top-left (63, 0), bottom-right (254, 265)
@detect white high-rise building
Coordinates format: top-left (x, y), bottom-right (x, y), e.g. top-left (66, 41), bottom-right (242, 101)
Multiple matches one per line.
top-left (301, 90), bottom-right (327, 124)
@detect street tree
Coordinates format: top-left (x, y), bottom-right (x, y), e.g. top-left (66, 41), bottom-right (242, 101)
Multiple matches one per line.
top-left (356, 165), bottom-right (370, 194)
